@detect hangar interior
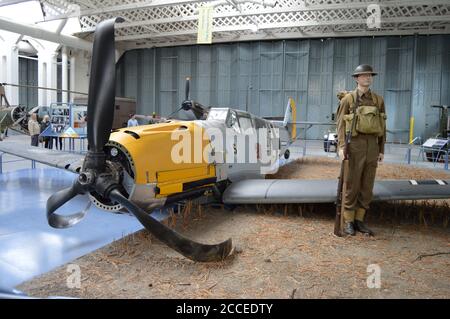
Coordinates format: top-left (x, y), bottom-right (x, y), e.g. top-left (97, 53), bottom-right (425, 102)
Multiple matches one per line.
top-left (0, 0), bottom-right (450, 299)
top-left (116, 36), bottom-right (450, 140)
top-left (1, 0), bottom-right (450, 141)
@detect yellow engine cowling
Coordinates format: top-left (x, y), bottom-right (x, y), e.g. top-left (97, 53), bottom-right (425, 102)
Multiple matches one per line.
top-left (109, 121), bottom-right (216, 198)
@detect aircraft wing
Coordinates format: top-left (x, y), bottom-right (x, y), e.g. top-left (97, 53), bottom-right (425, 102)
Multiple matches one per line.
top-left (270, 120), bottom-right (335, 126)
top-left (222, 179), bottom-right (450, 204)
top-left (0, 141), bottom-right (84, 173)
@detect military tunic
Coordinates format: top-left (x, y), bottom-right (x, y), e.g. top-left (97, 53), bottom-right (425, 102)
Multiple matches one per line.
top-left (336, 88), bottom-right (386, 222)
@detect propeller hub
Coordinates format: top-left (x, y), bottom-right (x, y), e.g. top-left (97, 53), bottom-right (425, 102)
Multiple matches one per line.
top-left (181, 100), bottom-right (192, 111)
top-left (82, 151), bottom-right (107, 172)
top-left (78, 172), bottom-right (95, 186)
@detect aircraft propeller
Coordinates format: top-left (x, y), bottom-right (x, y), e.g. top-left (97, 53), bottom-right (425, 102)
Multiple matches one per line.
top-left (185, 76), bottom-right (190, 100)
top-left (167, 77), bottom-right (208, 120)
top-left (45, 18), bottom-right (232, 262)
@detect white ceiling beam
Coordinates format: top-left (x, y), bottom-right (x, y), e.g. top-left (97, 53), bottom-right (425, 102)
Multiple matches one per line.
top-left (80, 7), bottom-right (278, 33)
top-left (45, 0), bottom-right (450, 22)
top-left (78, 0), bottom-right (450, 33)
top-left (0, 16), bottom-right (92, 51)
top-left (122, 27), bottom-right (450, 49)
top-left (115, 15), bottom-right (450, 41)
top-left (0, 0), bottom-right (30, 7)
top-left (43, 0), bottom-right (206, 21)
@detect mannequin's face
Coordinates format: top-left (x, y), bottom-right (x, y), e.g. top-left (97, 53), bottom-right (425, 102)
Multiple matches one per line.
top-left (355, 73), bottom-right (373, 88)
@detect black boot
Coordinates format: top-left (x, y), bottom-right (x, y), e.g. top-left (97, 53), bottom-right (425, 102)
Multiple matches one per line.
top-left (344, 222), bottom-right (355, 236)
top-left (354, 220), bottom-right (374, 236)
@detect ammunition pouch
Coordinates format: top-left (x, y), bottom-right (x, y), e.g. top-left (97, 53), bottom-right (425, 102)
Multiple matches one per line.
top-left (356, 106), bottom-right (386, 137)
top-left (343, 113), bottom-right (358, 137)
top-left (344, 105), bottom-right (386, 137)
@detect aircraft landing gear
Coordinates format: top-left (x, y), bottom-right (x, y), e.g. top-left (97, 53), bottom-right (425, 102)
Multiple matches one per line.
top-left (284, 149), bottom-right (290, 159)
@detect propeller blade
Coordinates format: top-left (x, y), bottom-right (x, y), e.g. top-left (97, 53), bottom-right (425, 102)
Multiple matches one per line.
top-left (47, 18), bottom-right (123, 229)
top-left (167, 106), bottom-right (183, 119)
top-left (12, 115), bottom-right (26, 126)
top-left (87, 17), bottom-right (123, 153)
top-left (47, 181), bottom-right (88, 228)
top-left (109, 189), bottom-right (233, 262)
top-left (185, 77), bottom-right (190, 100)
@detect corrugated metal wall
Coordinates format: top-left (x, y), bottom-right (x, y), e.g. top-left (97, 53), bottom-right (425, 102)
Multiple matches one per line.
top-left (116, 35), bottom-right (450, 141)
top-left (18, 57), bottom-right (38, 108)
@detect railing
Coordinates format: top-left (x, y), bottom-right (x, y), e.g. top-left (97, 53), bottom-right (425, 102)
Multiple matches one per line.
top-left (0, 152), bottom-right (36, 175)
top-left (405, 136), bottom-right (421, 165)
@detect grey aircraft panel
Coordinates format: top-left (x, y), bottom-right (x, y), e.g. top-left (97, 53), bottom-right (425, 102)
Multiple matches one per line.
top-left (222, 179), bottom-right (450, 204)
top-left (290, 122), bottom-right (336, 126)
top-left (0, 141), bottom-right (84, 174)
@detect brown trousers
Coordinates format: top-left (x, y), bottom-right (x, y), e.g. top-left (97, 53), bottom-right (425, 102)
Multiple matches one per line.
top-left (344, 134), bottom-right (379, 212)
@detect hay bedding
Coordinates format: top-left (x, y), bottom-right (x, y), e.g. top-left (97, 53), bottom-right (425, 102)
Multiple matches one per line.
top-left (270, 156), bottom-right (450, 181)
top-left (269, 157), bottom-right (450, 226)
top-left (17, 157), bottom-right (450, 298)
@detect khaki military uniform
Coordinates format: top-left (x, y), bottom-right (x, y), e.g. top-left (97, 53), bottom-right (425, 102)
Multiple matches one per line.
top-left (336, 88), bottom-right (386, 222)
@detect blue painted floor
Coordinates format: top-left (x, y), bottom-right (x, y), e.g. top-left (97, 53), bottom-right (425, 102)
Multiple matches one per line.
top-left (0, 168), bottom-right (145, 289)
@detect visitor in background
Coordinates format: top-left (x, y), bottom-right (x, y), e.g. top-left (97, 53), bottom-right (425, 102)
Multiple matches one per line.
top-left (40, 115), bottom-right (52, 149)
top-left (28, 113), bottom-right (40, 147)
top-left (127, 114), bottom-right (139, 127)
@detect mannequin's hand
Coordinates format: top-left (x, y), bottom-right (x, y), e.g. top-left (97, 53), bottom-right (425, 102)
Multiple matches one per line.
top-left (338, 148), bottom-right (344, 160)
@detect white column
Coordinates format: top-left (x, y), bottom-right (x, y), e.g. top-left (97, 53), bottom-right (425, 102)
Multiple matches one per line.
top-left (46, 52), bottom-right (58, 104)
top-left (37, 50), bottom-right (58, 106)
top-left (0, 52), bottom-right (6, 84)
top-left (61, 46), bottom-right (68, 103)
top-left (37, 52), bottom-right (47, 106)
top-left (69, 52), bottom-right (76, 102)
top-left (0, 51), bottom-right (6, 107)
top-left (47, 52), bottom-right (57, 105)
top-left (5, 44), bottom-right (19, 105)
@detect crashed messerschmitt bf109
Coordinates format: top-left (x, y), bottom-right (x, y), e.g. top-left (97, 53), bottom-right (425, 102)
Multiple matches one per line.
top-left (1, 18), bottom-right (450, 262)
top-left (0, 85), bottom-right (29, 138)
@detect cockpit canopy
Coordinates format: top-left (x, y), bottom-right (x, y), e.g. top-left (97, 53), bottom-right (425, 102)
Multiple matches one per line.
top-left (207, 107), bottom-right (273, 134)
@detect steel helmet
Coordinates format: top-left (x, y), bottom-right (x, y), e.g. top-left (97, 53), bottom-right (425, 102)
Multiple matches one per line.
top-left (352, 64), bottom-right (378, 77)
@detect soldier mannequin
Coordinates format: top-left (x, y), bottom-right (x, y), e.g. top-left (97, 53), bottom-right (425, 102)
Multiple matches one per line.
top-left (337, 64), bottom-right (386, 236)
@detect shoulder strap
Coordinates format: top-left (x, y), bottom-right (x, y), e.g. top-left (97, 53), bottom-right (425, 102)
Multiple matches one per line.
top-left (349, 90), bottom-right (358, 113)
top-left (336, 90), bottom-right (359, 116)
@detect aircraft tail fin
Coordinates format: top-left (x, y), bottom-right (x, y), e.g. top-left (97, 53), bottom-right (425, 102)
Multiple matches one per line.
top-left (283, 97), bottom-right (297, 140)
